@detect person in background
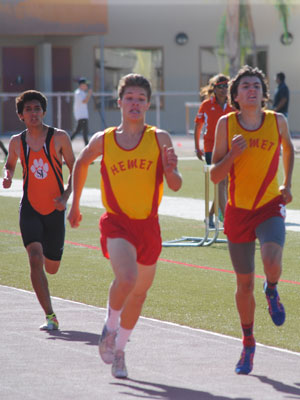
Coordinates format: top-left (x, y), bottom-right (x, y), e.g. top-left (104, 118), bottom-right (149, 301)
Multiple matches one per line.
top-left (68, 73), bottom-right (182, 379)
top-left (0, 139), bottom-right (8, 159)
top-left (71, 77), bottom-right (93, 145)
top-left (211, 65), bottom-right (294, 375)
top-left (273, 72), bottom-right (289, 118)
top-left (194, 74), bottom-right (234, 228)
top-left (2, 90), bottom-right (75, 331)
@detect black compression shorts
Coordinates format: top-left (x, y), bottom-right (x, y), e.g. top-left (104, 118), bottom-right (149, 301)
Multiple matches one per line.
top-left (19, 200), bottom-right (65, 261)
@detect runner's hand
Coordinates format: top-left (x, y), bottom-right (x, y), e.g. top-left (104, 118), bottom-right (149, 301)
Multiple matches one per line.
top-left (67, 206), bottom-right (82, 228)
top-left (195, 149), bottom-right (204, 161)
top-left (163, 145), bottom-right (178, 174)
top-left (279, 185), bottom-right (292, 204)
top-left (230, 135), bottom-right (247, 158)
top-left (2, 169), bottom-right (12, 189)
top-left (53, 195), bottom-right (67, 211)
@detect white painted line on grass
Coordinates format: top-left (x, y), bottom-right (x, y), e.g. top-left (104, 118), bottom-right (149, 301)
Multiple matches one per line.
top-left (1, 179), bottom-right (300, 231)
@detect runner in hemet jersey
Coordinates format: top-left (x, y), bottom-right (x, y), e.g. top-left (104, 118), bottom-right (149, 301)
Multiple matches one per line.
top-left (2, 90), bottom-right (75, 330)
top-left (210, 66), bottom-right (294, 375)
top-left (68, 73), bottom-right (182, 379)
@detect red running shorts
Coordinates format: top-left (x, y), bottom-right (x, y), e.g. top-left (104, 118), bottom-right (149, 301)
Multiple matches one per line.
top-left (99, 212), bottom-right (162, 266)
top-left (224, 195), bottom-right (286, 243)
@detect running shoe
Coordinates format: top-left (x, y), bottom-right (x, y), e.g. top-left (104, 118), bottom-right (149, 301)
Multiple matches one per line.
top-left (39, 313), bottom-right (59, 331)
top-left (263, 281), bottom-right (286, 326)
top-left (235, 345), bottom-right (255, 375)
top-left (98, 325), bottom-right (117, 364)
top-left (112, 350), bottom-right (128, 379)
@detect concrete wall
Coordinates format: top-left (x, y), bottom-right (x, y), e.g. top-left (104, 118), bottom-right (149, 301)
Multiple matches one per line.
top-left (0, 0), bottom-right (299, 134)
top-left (95, 0), bottom-right (227, 133)
top-left (250, 3), bottom-right (300, 133)
top-left (90, 0), bottom-right (300, 134)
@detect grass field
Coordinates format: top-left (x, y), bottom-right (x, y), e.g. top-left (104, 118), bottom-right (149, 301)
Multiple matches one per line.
top-left (1, 157), bottom-right (300, 353)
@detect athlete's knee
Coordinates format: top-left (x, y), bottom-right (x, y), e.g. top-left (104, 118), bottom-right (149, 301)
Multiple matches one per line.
top-left (263, 259), bottom-right (281, 273)
top-left (262, 249), bottom-right (282, 270)
top-left (27, 245), bottom-right (43, 268)
top-left (130, 291), bottom-right (147, 307)
top-left (236, 277), bottom-right (254, 295)
top-left (115, 272), bottom-right (137, 293)
top-left (45, 259), bottom-right (61, 274)
top-left (261, 245), bottom-right (282, 269)
top-left (121, 277), bottom-right (137, 292)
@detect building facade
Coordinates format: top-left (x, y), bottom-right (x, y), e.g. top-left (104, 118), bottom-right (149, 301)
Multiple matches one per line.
top-left (0, 0), bottom-right (299, 136)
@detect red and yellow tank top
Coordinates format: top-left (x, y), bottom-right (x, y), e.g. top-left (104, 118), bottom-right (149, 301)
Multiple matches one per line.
top-left (227, 110), bottom-right (281, 210)
top-left (20, 128), bottom-right (64, 215)
top-left (100, 125), bottom-right (164, 219)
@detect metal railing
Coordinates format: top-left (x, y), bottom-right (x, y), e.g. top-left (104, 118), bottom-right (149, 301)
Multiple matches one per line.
top-left (185, 101), bottom-right (201, 135)
top-left (2, 90), bottom-right (300, 136)
top-left (0, 91), bottom-right (200, 133)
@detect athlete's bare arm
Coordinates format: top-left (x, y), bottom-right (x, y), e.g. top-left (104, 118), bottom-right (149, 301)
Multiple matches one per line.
top-left (67, 131), bottom-right (104, 228)
top-left (277, 114), bottom-right (294, 204)
top-left (210, 116), bottom-right (247, 184)
top-left (156, 129), bottom-right (182, 192)
top-left (53, 129), bottom-right (76, 210)
top-left (194, 121), bottom-right (205, 160)
top-left (2, 134), bottom-right (21, 189)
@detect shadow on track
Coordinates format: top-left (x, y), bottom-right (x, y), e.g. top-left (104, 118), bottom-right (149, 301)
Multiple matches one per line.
top-left (251, 375), bottom-right (300, 398)
top-left (111, 378), bottom-right (251, 400)
top-left (46, 329), bottom-right (99, 346)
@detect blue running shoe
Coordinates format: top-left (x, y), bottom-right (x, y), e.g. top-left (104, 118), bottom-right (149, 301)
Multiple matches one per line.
top-left (263, 281), bottom-right (285, 326)
top-left (235, 345), bottom-right (255, 375)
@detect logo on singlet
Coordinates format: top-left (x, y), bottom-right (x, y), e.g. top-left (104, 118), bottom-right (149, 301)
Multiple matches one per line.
top-left (30, 158), bottom-right (49, 180)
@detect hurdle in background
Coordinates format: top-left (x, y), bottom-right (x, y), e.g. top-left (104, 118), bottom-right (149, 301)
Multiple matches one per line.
top-left (162, 164), bottom-right (227, 247)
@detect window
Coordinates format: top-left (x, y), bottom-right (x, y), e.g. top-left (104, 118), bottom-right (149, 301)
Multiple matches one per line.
top-left (94, 47), bottom-right (163, 108)
top-left (199, 46), bottom-right (268, 88)
top-left (245, 48), bottom-right (268, 76)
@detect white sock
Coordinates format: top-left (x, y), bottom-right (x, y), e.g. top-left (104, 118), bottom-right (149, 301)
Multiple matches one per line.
top-left (105, 305), bottom-right (122, 332)
top-left (115, 327), bottom-right (133, 352)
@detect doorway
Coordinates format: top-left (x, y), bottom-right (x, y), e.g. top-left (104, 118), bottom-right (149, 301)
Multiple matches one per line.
top-left (2, 47), bottom-right (35, 133)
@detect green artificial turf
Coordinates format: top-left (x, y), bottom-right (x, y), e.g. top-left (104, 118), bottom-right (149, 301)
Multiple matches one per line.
top-left (1, 153), bottom-right (300, 352)
top-left (1, 191), bottom-right (300, 353)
